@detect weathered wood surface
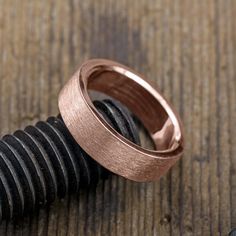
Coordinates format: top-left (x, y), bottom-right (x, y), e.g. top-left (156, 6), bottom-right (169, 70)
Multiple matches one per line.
top-left (0, 0), bottom-right (235, 235)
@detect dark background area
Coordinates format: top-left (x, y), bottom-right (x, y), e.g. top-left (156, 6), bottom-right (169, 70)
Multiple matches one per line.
top-left (0, 0), bottom-right (235, 235)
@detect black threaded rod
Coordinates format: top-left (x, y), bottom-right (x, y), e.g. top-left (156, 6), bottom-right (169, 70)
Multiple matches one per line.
top-left (0, 99), bottom-right (140, 221)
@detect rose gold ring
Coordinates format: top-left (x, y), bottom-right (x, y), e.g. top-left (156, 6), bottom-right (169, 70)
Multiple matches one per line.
top-left (58, 59), bottom-right (184, 182)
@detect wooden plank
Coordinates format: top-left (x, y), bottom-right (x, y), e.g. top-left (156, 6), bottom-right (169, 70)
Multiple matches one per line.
top-left (0, 0), bottom-right (235, 235)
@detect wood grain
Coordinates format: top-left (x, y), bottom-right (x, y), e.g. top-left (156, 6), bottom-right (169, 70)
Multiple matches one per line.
top-left (0, 0), bottom-right (235, 235)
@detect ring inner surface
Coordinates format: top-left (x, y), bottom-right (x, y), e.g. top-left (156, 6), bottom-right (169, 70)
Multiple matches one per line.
top-left (86, 67), bottom-right (177, 152)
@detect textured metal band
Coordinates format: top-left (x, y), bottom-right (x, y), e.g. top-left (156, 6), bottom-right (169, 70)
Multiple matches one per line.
top-left (58, 59), bottom-right (184, 182)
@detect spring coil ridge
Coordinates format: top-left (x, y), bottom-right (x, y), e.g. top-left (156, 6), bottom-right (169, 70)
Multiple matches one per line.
top-left (0, 99), bottom-right (140, 221)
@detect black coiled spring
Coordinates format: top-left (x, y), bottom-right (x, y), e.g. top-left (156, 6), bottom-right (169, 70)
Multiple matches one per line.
top-left (0, 99), bottom-right (140, 221)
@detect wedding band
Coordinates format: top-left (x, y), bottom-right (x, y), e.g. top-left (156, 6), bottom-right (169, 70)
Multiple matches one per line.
top-left (58, 59), bottom-right (184, 182)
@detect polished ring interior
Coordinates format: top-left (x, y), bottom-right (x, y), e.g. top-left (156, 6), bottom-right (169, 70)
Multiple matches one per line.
top-left (58, 59), bottom-right (184, 182)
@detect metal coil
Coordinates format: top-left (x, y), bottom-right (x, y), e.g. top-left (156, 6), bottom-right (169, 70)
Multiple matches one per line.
top-left (0, 99), bottom-right (140, 221)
